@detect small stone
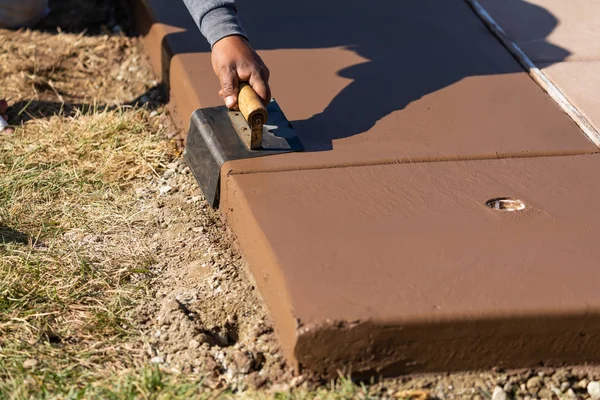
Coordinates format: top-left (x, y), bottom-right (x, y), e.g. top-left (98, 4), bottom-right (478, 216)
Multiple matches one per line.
top-left (150, 356), bottom-right (164, 364)
top-left (552, 369), bottom-right (571, 384)
top-left (588, 381), bottom-right (600, 400)
top-left (150, 110), bottom-right (159, 118)
top-left (23, 359), bottom-right (38, 369)
top-left (565, 388), bottom-right (577, 399)
top-left (578, 378), bottom-right (589, 389)
top-left (165, 300), bottom-right (179, 311)
top-left (492, 386), bottom-right (507, 400)
top-left (246, 371), bottom-right (267, 390)
top-left (527, 377), bottom-right (542, 394)
top-left (503, 382), bottom-right (515, 393)
top-left (537, 388), bottom-right (553, 399)
top-left (188, 339), bottom-right (200, 349)
top-left (135, 187), bottom-right (148, 197)
top-left (159, 185), bottom-right (172, 195)
top-left (229, 350), bottom-right (253, 375)
top-left (196, 333), bottom-right (213, 344)
top-left (560, 382), bottom-right (571, 393)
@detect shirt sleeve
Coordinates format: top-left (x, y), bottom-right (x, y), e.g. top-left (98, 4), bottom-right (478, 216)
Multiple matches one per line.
top-left (180, 0), bottom-right (249, 48)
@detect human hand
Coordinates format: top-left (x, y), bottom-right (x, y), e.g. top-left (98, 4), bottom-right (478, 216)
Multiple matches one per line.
top-left (211, 35), bottom-right (270, 109)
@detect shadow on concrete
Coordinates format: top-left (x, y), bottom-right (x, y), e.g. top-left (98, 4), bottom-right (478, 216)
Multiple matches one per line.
top-left (139, 0), bottom-right (569, 152)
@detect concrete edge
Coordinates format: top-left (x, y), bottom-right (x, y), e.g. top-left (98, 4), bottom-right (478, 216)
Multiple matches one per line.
top-left (295, 314), bottom-right (600, 379)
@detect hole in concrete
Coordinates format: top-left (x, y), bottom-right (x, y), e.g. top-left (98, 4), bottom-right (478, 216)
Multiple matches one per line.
top-left (485, 197), bottom-right (526, 212)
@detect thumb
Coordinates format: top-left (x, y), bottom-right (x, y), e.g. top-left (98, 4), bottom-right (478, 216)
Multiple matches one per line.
top-left (218, 68), bottom-right (239, 109)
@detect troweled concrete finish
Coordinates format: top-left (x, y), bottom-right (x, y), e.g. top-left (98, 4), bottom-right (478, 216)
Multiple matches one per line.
top-left (132, 0), bottom-right (600, 378)
top-left (478, 0), bottom-right (600, 62)
top-left (133, 0), bottom-right (597, 173)
top-left (221, 155), bottom-right (600, 377)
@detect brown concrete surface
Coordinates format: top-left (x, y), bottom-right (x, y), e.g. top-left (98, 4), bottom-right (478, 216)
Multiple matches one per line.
top-left (221, 155), bottom-right (600, 377)
top-left (538, 61), bottom-right (600, 133)
top-left (132, 0), bottom-right (597, 174)
top-left (478, 0), bottom-right (600, 62)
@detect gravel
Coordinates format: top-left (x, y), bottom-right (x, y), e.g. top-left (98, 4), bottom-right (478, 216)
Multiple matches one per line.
top-left (589, 381), bottom-right (600, 400)
top-left (492, 386), bottom-right (507, 400)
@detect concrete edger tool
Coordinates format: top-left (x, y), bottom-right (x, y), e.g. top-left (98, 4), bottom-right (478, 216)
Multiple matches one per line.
top-left (183, 83), bottom-right (304, 208)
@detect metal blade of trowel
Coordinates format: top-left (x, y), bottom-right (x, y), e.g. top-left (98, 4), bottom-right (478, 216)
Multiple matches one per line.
top-left (183, 83), bottom-right (303, 208)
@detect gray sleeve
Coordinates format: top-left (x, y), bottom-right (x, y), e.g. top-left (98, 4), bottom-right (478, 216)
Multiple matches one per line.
top-left (181, 0), bottom-right (248, 48)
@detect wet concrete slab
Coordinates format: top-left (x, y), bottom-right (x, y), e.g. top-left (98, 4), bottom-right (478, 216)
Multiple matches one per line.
top-left (478, 0), bottom-right (600, 62)
top-left (539, 61), bottom-right (600, 133)
top-left (221, 155), bottom-right (600, 378)
top-left (133, 0), bottom-right (597, 174)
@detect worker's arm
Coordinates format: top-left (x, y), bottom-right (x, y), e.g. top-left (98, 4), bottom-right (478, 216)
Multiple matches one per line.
top-left (181, 0), bottom-right (271, 109)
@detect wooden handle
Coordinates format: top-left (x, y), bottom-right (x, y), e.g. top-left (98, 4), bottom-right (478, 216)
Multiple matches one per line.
top-left (237, 83), bottom-right (268, 149)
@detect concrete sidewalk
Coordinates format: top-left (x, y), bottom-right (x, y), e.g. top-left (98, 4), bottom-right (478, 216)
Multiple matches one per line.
top-left (134, 0), bottom-right (600, 379)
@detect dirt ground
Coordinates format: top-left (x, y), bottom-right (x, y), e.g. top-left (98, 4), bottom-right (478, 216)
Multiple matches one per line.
top-left (128, 160), bottom-right (295, 391)
top-left (3, 0), bottom-right (600, 399)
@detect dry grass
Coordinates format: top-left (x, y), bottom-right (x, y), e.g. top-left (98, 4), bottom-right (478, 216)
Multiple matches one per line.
top-left (0, 105), bottom-right (174, 396)
top-left (0, 28), bottom-right (151, 99)
top-left (0, 13), bottom-right (197, 397)
top-left (0, 25), bottom-right (160, 128)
